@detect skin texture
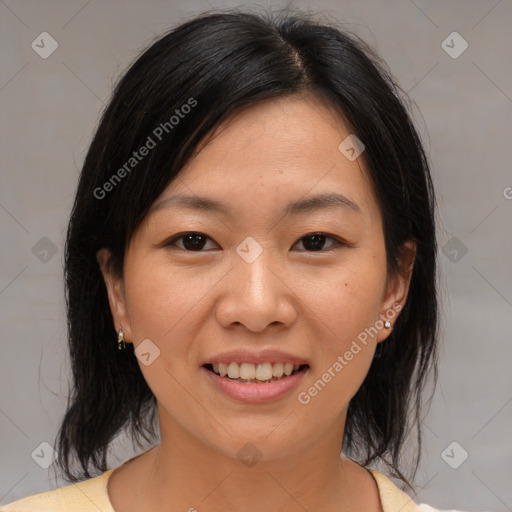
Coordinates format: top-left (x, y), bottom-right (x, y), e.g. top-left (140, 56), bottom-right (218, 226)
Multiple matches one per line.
top-left (97, 94), bottom-right (416, 512)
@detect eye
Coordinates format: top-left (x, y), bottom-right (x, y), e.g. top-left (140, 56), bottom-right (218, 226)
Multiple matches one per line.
top-left (165, 232), bottom-right (219, 251)
top-left (292, 233), bottom-right (346, 252)
top-left (163, 231), bottom-right (347, 252)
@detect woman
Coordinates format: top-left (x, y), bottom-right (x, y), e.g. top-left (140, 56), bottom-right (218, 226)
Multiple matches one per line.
top-left (1, 9), bottom-right (464, 512)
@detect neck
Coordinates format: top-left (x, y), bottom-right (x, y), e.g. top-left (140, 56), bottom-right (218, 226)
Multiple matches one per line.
top-left (135, 408), bottom-right (381, 511)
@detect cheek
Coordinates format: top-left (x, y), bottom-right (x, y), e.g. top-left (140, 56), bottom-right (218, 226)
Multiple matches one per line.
top-left (299, 256), bottom-right (387, 343)
top-left (121, 261), bottom-right (215, 421)
top-left (123, 261), bottom-right (214, 343)
top-left (294, 257), bottom-right (386, 405)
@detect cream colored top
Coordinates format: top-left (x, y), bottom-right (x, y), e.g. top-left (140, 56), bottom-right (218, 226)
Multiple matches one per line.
top-left (0, 468), bottom-right (465, 511)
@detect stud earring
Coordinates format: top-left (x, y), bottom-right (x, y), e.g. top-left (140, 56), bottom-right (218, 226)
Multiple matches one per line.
top-left (117, 329), bottom-right (126, 350)
top-left (384, 320), bottom-right (391, 329)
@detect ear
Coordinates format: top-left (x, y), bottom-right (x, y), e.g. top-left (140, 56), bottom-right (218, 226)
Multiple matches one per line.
top-left (376, 240), bottom-right (416, 343)
top-left (96, 248), bottom-right (133, 344)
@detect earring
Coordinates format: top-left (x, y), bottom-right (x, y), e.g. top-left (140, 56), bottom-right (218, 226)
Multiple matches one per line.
top-left (117, 329), bottom-right (126, 350)
top-left (384, 320), bottom-right (391, 329)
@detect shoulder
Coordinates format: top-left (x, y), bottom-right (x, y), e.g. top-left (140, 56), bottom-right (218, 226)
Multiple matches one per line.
top-left (0, 470), bottom-right (115, 512)
top-left (370, 470), bottom-right (468, 512)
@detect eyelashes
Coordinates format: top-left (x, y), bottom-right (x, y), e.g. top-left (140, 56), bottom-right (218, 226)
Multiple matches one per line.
top-left (163, 231), bottom-right (350, 253)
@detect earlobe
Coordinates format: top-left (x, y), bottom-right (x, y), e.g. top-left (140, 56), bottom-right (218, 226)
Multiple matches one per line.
top-left (376, 240), bottom-right (416, 343)
top-left (96, 248), bottom-right (133, 343)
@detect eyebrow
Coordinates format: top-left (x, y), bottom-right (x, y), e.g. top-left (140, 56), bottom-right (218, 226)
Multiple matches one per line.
top-left (149, 192), bottom-right (361, 217)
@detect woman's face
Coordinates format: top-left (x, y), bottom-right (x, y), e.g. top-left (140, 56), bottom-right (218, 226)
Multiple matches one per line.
top-left (99, 95), bottom-right (414, 462)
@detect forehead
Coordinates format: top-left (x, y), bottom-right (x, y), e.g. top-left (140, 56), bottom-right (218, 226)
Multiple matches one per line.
top-left (149, 95), bottom-right (380, 224)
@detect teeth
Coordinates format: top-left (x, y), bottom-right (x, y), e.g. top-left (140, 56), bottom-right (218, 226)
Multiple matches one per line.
top-left (240, 363), bottom-right (256, 380)
top-left (284, 363), bottom-right (293, 376)
top-left (227, 362), bottom-right (239, 379)
top-left (272, 362), bottom-right (284, 377)
top-left (209, 362), bottom-right (305, 381)
top-left (255, 363), bottom-right (273, 380)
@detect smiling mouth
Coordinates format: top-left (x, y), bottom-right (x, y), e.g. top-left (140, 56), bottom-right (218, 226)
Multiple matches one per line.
top-left (203, 362), bottom-right (309, 383)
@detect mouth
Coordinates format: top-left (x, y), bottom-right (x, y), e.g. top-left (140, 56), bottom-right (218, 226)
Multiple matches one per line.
top-left (200, 352), bottom-right (311, 402)
top-left (202, 362), bottom-right (310, 384)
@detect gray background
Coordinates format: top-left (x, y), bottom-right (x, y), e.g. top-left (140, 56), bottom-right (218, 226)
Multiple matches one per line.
top-left (1, 0), bottom-right (511, 510)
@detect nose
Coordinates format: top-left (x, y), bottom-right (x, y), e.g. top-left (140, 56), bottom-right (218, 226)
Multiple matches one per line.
top-left (215, 251), bottom-right (298, 332)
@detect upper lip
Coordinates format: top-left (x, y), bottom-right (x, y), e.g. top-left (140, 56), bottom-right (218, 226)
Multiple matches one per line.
top-left (201, 350), bottom-right (309, 366)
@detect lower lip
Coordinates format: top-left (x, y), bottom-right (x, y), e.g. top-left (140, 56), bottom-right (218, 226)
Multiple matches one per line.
top-left (201, 366), bottom-right (308, 403)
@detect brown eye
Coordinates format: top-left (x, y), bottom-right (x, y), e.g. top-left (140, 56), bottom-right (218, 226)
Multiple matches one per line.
top-left (181, 233), bottom-right (207, 251)
top-left (166, 232), bottom-right (219, 251)
top-left (293, 233), bottom-right (344, 252)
